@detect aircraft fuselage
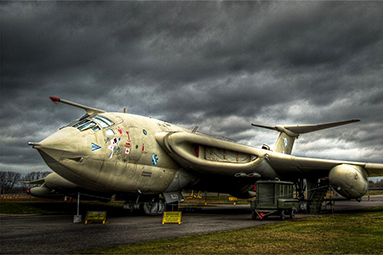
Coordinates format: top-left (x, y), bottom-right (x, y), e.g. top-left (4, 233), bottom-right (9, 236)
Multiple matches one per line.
top-left (29, 97), bottom-right (383, 213)
top-left (33, 112), bottom-right (194, 197)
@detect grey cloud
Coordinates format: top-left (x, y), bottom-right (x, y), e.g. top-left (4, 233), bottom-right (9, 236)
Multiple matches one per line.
top-left (1, 1), bottom-right (383, 174)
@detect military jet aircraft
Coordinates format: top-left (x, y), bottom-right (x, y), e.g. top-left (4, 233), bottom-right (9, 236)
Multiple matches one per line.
top-left (28, 97), bottom-right (383, 214)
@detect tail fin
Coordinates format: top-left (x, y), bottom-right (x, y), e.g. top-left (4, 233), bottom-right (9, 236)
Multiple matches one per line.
top-left (251, 119), bottom-right (360, 155)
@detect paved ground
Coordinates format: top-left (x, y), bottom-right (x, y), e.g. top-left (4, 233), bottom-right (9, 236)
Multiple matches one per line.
top-left (1, 195), bottom-right (382, 254)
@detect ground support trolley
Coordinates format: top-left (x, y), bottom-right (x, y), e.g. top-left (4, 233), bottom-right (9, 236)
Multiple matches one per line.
top-left (251, 180), bottom-right (299, 220)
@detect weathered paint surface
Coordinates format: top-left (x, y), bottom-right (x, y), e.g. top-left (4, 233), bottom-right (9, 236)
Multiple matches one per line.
top-left (31, 97), bottom-right (383, 200)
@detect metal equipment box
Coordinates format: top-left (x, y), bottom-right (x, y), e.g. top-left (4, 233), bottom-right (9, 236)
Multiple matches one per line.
top-left (251, 180), bottom-right (299, 220)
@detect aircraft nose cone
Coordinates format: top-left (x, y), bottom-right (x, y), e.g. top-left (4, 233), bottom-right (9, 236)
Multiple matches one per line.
top-left (33, 127), bottom-right (87, 164)
top-left (31, 126), bottom-right (105, 190)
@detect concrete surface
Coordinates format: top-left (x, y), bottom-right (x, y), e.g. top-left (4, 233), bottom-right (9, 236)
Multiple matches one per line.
top-left (1, 195), bottom-right (382, 254)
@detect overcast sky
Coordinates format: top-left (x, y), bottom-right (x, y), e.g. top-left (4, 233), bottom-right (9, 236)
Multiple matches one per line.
top-left (1, 1), bottom-right (382, 179)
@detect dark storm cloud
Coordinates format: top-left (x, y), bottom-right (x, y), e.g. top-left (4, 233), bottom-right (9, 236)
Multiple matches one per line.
top-left (1, 1), bottom-right (382, 175)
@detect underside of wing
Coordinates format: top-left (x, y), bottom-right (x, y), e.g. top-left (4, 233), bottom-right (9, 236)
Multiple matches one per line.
top-left (267, 153), bottom-right (383, 178)
top-left (262, 152), bottom-right (383, 199)
top-left (363, 163), bottom-right (383, 177)
top-left (23, 177), bottom-right (46, 185)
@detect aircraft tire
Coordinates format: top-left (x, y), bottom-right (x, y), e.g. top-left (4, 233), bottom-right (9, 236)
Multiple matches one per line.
top-left (280, 210), bottom-right (286, 220)
top-left (289, 209), bottom-right (295, 219)
top-left (143, 200), bottom-right (165, 215)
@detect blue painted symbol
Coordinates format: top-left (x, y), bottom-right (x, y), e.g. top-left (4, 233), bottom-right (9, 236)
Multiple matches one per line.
top-left (91, 143), bottom-right (101, 151)
top-left (152, 154), bottom-right (159, 166)
top-left (283, 137), bottom-right (288, 147)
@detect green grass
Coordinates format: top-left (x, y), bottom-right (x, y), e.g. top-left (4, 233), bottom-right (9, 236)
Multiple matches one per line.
top-left (80, 207), bottom-right (383, 254)
top-left (367, 190), bottom-right (383, 196)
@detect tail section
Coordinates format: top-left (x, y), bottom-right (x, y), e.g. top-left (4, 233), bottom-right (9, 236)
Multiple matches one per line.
top-left (252, 119), bottom-right (360, 155)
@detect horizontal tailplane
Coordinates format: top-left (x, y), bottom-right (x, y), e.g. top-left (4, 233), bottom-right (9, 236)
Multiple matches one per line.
top-left (252, 119), bottom-right (360, 155)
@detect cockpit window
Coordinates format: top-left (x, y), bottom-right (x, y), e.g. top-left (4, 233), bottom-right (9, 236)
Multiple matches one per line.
top-left (92, 117), bottom-right (109, 128)
top-left (105, 129), bottom-right (115, 136)
top-left (92, 125), bottom-right (101, 132)
top-left (69, 115), bottom-right (114, 132)
top-left (92, 115), bottom-right (114, 127)
top-left (72, 119), bottom-right (89, 128)
top-left (78, 121), bottom-right (96, 131)
top-left (92, 118), bottom-right (109, 128)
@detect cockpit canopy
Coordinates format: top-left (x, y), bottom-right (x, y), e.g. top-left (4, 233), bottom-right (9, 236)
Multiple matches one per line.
top-left (68, 115), bottom-right (115, 132)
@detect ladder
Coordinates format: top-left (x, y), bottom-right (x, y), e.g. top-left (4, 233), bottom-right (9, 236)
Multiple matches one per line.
top-left (308, 180), bottom-right (329, 214)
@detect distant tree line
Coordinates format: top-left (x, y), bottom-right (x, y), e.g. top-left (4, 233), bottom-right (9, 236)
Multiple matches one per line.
top-left (1, 170), bottom-right (382, 194)
top-left (0, 171), bottom-right (51, 194)
top-left (369, 179), bottom-right (383, 188)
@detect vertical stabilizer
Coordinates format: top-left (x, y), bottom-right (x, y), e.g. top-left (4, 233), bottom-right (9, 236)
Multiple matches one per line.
top-left (273, 127), bottom-right (298, 154)
top-left (251, 119), bottom-right (360, 155)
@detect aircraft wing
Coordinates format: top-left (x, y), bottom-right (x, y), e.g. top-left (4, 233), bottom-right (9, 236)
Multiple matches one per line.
top-left (266, 152), bottom-right (383, 178)
top-left (23, 178), bottom-right (46, 185)
top-left (156, 131), bottom-right (383, 179)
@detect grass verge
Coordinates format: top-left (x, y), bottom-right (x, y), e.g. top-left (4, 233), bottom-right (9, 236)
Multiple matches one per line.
top-left (80, 207), bottom-right (383, 254)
